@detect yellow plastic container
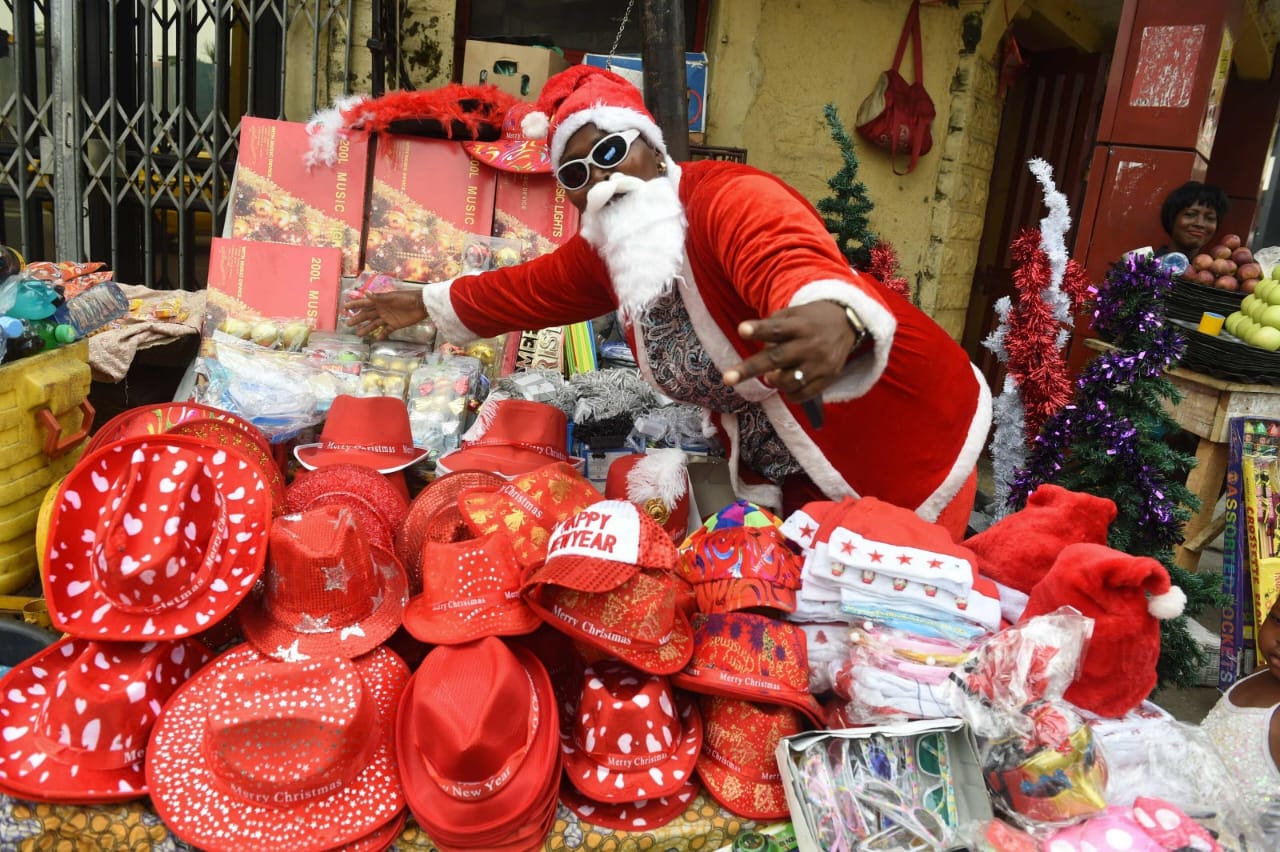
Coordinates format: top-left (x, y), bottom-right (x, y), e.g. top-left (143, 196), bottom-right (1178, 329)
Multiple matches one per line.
top-left (0, 340), bottom-right (93, 594)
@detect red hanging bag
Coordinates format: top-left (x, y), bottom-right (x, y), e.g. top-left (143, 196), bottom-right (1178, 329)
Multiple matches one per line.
top-left (855, 0), bottom-right (936, 175)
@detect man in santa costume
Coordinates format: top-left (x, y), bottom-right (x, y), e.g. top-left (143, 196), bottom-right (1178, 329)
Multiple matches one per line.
top-left (347, 66), bottom-right (991, 538)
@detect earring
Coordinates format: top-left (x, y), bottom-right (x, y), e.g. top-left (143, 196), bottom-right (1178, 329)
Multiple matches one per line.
top-left (657, 160), bottom-right (668, 174)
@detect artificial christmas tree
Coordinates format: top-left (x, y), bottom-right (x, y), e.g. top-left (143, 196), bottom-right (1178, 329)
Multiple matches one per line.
top-left (1011, 255), bottom-right (1222, 688)
top-left (817, 104), bottom-right (910, 299)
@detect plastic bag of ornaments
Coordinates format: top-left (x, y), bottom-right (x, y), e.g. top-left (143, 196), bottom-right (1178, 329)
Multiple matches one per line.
top-left (340, 270), bottom-right (437, 347)
top-left (406, 355), bottom-right (486, 460)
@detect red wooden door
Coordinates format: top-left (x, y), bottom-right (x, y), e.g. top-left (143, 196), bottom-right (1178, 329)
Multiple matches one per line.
top-left (961, 48), bottom-right (1110, 390)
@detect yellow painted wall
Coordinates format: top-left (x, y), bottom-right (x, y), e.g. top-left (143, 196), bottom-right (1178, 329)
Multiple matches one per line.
top-left (704, 0), bottom-right (1025, 339)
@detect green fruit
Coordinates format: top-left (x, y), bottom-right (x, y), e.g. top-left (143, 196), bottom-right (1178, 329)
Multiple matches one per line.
top-left (1225, 311), bottom-right (1244, 336)
top-left (1258, 280), bottom-right (1273, 301)
top-left (1254, 325), bottom-right (1280, 351)
top-left (1243, 294), bottom-right (1257, 314)
top-left (1262, 305), bottom-right (1280, 329)
top-left (1272, 264), bottom-right (1280, 280)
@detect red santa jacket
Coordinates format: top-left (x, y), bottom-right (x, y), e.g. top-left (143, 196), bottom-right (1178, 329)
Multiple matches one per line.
top-left (423, 160), bottom-right (991, 521)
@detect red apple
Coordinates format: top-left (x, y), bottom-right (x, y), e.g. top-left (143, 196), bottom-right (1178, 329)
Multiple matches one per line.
top-left (1215, 274), bottom-right (1239, 291)
top-left (1212, 244), bottom-right (1233, 260)
top-left (1193, 253), bottom-right (1215, 271)
top-left (1243, 278), bottom-right (1261, 294)
top-left (1239, 262), bottom-right (1263, 280)
top-left (1233, 247), bottom-right (1254, 266)
top-left (1222, 234), bottom-right (1243, 250)
top-left (1211, 258), bottom-right (1234, 276)
top-left (1195, 269), bottom-right (1216, 286)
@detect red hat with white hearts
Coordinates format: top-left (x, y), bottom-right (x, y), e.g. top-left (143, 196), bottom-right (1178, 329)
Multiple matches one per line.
top-left (558, 775), bottom-right (699, 832)
top-left (520, 65), bottom-right (671, 172)
top-left (560, 659), bottom-right (702, 804)
top-left (43, 435), bottom-right (271, 640)
top-left (0, 636), bottom-right (212, 803)
top-left (239, 504), bottom-right (409, 661)
top-left (146, 644), bottom-right (410, 852)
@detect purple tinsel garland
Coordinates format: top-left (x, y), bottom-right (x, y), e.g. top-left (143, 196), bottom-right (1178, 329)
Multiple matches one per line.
top-left (1009, 255), bottom-right (1186, 535)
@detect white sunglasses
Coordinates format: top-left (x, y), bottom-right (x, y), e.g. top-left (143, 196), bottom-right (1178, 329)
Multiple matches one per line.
top-left (555, 129), bottom-right (643, 190)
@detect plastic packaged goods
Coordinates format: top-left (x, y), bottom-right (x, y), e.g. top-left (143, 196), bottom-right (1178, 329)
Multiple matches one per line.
top-left (65, 280), bottom-right (129, 336)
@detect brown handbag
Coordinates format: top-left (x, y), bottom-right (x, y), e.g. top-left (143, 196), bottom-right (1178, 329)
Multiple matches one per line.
top-left (855, 0), bottom-right (936, 175)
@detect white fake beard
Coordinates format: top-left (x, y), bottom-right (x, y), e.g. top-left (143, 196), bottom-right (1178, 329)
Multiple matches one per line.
top-left (579, 172), bottom-right (687, 324)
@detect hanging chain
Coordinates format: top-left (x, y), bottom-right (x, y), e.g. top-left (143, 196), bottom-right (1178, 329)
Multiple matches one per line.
top-left (605, 0), bottom-right (637, 69)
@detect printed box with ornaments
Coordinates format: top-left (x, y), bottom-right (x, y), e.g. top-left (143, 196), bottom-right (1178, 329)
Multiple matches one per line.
top-left (364, 136), bottom-right (497, 284)
top-left (205, 238), bottom-right (342, 335)
top-left (461, 40), bottom-right (571, 102)
top-left (229, 117), bottom-right (369, 276)
top-left (491, 170), bottom-right (579, 263)
top-left (581, 52), bottom-right (709, 132)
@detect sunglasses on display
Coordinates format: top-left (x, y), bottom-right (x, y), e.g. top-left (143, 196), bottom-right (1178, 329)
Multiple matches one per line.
top-left (556, 129), bottom-right (643, 190)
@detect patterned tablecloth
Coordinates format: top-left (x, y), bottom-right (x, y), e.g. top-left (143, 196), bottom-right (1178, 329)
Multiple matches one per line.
top-left (0, 790), bottom-right (759, 852)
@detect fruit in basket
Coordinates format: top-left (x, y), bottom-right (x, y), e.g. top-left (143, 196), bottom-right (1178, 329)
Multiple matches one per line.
top-left (1252, 326), bottom-right (1280, 351)
top-left (1211, 245), bottom-right (1233, 260)
top-left (1215, 275), bottom-right (1239, 291)
top-left (1240, 262), bottom-right (1263, 281)
top-left (1193, 253), bottom-right (1214, 271)
top-left (1233, 247), bottom-right (1254, 266)
top-left (1243, 278), bottom-right (1261, 294)
top-left (1222, 234), bottom-right (1243, 250)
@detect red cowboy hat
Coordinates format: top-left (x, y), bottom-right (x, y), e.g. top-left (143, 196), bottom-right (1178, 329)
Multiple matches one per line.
top-left (604, 449), bottom-right (693, 543)
top-left (294, 395), bottom-right (430, 473)
top-left (560, 660), bottom-right (702, 804)
top-left (396, 636), bottom-right (561, 850)
top-left (285, 463), bottom-right (409, 552)
top-left (86, 401), bottom-right (287, 512)
top-left (436, 398), bottom-right (582, 479)
top-left (458, 461), bottom-right (602, 568)
top-left (0, 636), bottom-right (212, 803)
top-left (695, 696), bottom-right (803, 821)
top-left (462, 102), bottom-right (552, 173)
top-left (402, 532), bottom-right (541, 645)
top-left (396, 469), bottom-right (506, 592)
top-left (43, 435), bottom-right (271, 640)
top-left (239, 505), bottom-right (409, 660)
top-left (146, 645), bottom-right (410, 852)
top-left (672, 612), bottom-right (824, 724)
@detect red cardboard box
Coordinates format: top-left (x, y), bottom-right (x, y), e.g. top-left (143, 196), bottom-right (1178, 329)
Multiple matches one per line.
top-left (230, 117), bottom-right (369, 276)
top-left (364, 136), bottom-right (497, 283)
top-left (206, 237), bottom-right (343, 331)
top-left (491, 170), bottom-right (579, 262)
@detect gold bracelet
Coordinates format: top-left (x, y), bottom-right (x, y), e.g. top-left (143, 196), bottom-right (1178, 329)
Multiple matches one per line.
top-left (843, 304), bottom-right (869, 351)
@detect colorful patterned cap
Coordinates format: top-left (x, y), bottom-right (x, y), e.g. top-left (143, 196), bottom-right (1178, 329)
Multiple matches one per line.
top-left (695, 696), bottom-right (804, 821)
top-left (677, 500), bottom-right (803, 615)
top-left (525, 567), bottom-right (695, 675)
top-left (672, 612), bottom-right (823, 724)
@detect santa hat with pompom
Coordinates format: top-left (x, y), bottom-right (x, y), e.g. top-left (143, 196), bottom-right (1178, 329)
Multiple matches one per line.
top-left (520, 65), bottom-right (671, 171)
top-left (605, 449), bottom-right (692, 542)
top-left (1019, 541), bottom-right (1186, 718)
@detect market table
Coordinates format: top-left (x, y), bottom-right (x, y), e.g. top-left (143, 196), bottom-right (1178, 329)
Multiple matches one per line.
top-left (1084, 338), bottom-right (1280, 572)
top-left (0, 790), bottom-right (759, 850)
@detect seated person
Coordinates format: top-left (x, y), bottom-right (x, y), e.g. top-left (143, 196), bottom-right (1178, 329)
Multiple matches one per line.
top-left (1157, 181), bottom-right (1228, 258)
top-left (1201, 594), bottom-right (1280, 845)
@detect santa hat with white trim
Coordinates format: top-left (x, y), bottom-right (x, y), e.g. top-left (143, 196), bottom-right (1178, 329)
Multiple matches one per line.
top-left (520, 65), bottom-right (671, 171)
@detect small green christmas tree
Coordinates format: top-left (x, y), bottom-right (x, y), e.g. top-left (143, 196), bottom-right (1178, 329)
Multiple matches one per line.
top-left (1012, 256), bottom-right (1224, 688)
top-left (817, 103), bottom-right (877, 269)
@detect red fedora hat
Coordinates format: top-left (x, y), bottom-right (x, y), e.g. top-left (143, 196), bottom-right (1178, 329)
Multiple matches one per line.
top-left (436, 398), bottom-right (583, 479)
top-left (146, 645), bottom-right (410, 852)
top-left (395, 469), bottom-right (507, 592)
top-left (43, 435), bottom-right (271, 640)
top-left (396, 636), bottom-right (560, 849)
top-left (0, 636), bottom-right (212, 803)
top-left (402, 532), bottom-right (541, 645)
top-left (239, 505), bottom-right (409, 660)
top-left (294, 395), bottom-right (430, 473)
top-left (285, 463), bottom-right (409, 552)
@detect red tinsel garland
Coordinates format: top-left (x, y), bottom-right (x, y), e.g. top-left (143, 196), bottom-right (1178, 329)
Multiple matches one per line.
top-left (868, 241), bottom-right (911, 299)
top-left (1004, 228), bottom-right (1090, 442)
top-left (341, 85), bottom-right (519, 140)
